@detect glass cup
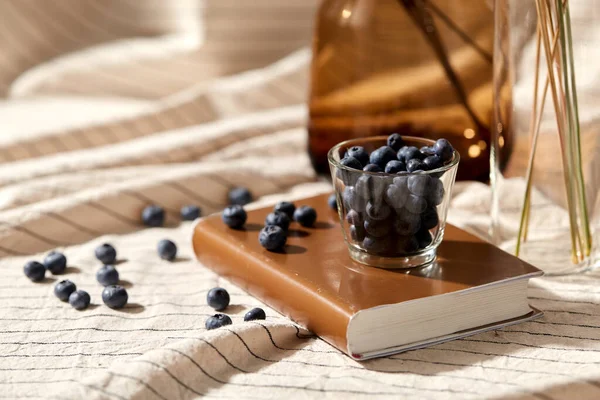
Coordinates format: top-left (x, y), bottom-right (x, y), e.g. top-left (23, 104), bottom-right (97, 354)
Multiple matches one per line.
top-left (328, 136), bottom-right (459, 269)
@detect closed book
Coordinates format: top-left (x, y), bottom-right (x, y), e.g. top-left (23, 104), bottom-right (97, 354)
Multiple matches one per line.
top-left (192, 193), bottom-right (542, 360)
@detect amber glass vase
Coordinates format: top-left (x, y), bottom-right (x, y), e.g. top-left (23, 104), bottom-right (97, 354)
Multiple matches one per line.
top-left (308, 0), bottom-right (494, 181)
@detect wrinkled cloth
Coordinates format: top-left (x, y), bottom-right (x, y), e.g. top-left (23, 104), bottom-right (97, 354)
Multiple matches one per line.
top-left (1, 1), bottom-right (600, 399)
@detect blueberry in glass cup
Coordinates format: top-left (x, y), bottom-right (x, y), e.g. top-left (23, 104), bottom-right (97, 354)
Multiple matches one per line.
top-left (328, 135), bottom-right (459, 269)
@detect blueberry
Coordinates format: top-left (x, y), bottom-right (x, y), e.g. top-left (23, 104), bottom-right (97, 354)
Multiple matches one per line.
top-left (403, 236), bottom-right (420, 253)
top-left (363, 235), bottom-right (393, 254)
top-left (434, 138), bottom-right (454, 162)
top-left (142, 205), bottom-right (165, 227)
top-left (244, 307), bottom-right (266, 321)
top-left (394, 211), bottom-right (421, 235)
top-left (24, 261), bottom-right (45, 282)
top-left (350, 224), bottom-right (366, 242)
top-left (344, 146), bottom-right (369, 166)
top-left (405, 194), bottom-right (427, 214)
top-left (364, 219), bottom-right (391, 237)
top-left (95, 243), bottom-right (117, 265)
top-left (205, 313), bottom-right (232, 330)
top-left (426, 178), bottom-right (445, 206)
top-left (228, 187), bottom-right (253, 206)
top-left (366, 202), bottom-right (391, 221)
top-left (102, 285), bottom-right (128, 309)
top-left (43, 251), bottom-right (67, 275)
top-left (265, 211), bottom-right (290, 231)
top-left (327, 194), bottom-right (337, 211)
top-left (363, 164), bottom-right (383, 173)
top-left (407, 174), bottom-right (432, 196)
top-left (384, 184), bottom-right (409, 209)
top-left (346, 209), bottom-right (363, 226)
top-left (406, 159), bottom-right (425, 173)
top-left (369, 146), bottom-right (397, 169)
top-left (398, 146), bottom-right (424, 163)
top-left (387, 133), bottom-right (405, 151)
top-left (207, 287), bottom-right (230, 311)
top-left (293, 206), bottom-right (317, 227)
top-left (342, 186), bottom-right (367, 213)
top-left (259, 225), bottom-right (287, 251)
top-left (274, 201), bottom-right (296, 218)
top-left (354, 175), bottom-right (372, 201)
top-left (340, 156), bottom-right (363, 170)
top-left (420, 146), bottom-right (436, 156)
top-left (54, 280), bottom-right (76, 302)
top-left (96, 265), bottom-right (119, 286)
top-left (180, 205), bottom-right (201, 221)
top-left (393, 175), bottom-right (409, 189)
top-left (69, 290), bottom-right (91, 310)
top-left (416, 228), bottom-right (433, 249)
top-left (423, 155), bottom-right (443, 171)
top-left (384, 160), bottom-right (406, 174)
top-left (222, 205), bottom-right (247, 229)
top-left (421, 207), bottom-right (440, 230)
top-left (157, 239), bottom-right (177, 261)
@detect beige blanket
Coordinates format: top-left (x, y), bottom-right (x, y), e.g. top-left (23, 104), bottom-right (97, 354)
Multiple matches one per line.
top-left (1, 1), bottom-right (600, 399)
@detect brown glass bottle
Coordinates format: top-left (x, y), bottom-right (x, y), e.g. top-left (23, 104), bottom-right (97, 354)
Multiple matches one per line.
top-left (308, 0), bottom-right (494, 181)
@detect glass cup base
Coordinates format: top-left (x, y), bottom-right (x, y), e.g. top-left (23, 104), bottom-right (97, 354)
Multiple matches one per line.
top-left (347, 245), bottom-right (437, 269)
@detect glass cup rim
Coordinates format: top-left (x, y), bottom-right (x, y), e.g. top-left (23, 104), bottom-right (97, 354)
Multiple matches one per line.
top-left (327, 135), bottom-right (460, 177)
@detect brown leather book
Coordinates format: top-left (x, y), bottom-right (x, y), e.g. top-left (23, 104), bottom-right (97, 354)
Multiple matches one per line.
top-left (192, 193), bottom-right (542, 360)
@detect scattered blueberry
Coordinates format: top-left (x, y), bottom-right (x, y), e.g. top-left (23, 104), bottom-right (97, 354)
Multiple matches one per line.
top-left (387, 133), bottom-right (405, 152)
top-left (259, 225), bottom-right (287, 251)
top-left (95, 243), bottom-right (117, 265)
top-left (69, 290), bottom-right (91, 310)
top-left (54, 280), bottom-right (76, 302)
top-left (406, 159), bottom-right (425, 173)
top-left (328, 194), bottom-right (338, 211)
top-left (43, 251), bottom-right (67, 275)
top-left (244, 307), bottom-right (266, 321)
top-left (207, 287), bottom-right (230, 311)
top-left (423, 155), bottom-right (443, 171)
top-left (228, 187), bottom-right (253, 206)
top-left (102, 285), bottom-right (128, 309)
top-left (23, 261), bottom-right (45, 282)
top-left (407, 174), bottom-right (432, 196)
top-left (345, 146), bottom-right (370, 166)
top-left (180, 205), bottom-right (201, 221)
top-left (421, 207), bottom-right (440, 230)
top-left (340, 156), bottom-right (363, 170)
top-left (96, 265), bottom-right (119, 286)
top-left (142, 205), bottom-right (165, 227)
top-left (369, 146), bottom-right (396, 169)
top-left (363, 164), bottom-right (383, 173)
top-left (384, 160), bottom-right (406, 174)
top-left (265, 211), bottom-right (291, 231)
top-left (294, 206), bottom-right (317, 227)
top-left (434, 138), bottom-right (454, 162)
top-left (274, 201), bottom-right (296, 218)
top-left (222, 205), bottom-right (247, 229)
top-left (205, 313), bottom-right (232, 330)
top-left (157, 239), bottom-right (177, 261)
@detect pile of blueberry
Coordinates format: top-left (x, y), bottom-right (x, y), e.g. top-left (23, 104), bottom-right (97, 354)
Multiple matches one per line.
top-left (221, 200), bottom-right (318, 252)
top-left (205, 287), bottom-right (266, 330)
top-left (337, 134), bottom-right (454, 256)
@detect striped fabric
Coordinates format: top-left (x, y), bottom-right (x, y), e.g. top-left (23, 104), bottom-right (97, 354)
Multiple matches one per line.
top-left (1, 1), bottom-right (600, 399)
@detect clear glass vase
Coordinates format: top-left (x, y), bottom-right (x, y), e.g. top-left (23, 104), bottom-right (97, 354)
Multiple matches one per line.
top-left (491, 0), bottom-right (600, 274)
